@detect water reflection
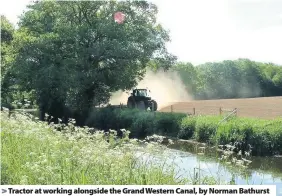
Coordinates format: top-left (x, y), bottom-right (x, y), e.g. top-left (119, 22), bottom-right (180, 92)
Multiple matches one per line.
top-left (136, 143), bottom-right (282, 194)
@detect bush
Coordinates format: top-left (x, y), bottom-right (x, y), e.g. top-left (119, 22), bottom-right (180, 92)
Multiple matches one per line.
top-left (85, 107), bottom-right (282, 156)
top-left (240, 118), bottom-right (282, 156)
top-left (194, 116), bottom-right (221, 143)
top-left (85, 107), bottom-right (119, 130)
top-left (178, 116), bottom-right (196, 139)
top-left (215, 118), bottom-right (282, 156)
top-left (130, 112), bottom-right (155, 138)
top-left (85, 108), bottom-right (186, 138)
top-left (153, 112), bottom-right (186, 137)
top-left (114, 108), bottom-right (139, 131)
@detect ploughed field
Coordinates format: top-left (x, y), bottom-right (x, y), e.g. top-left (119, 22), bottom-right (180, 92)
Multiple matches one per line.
top-left (159, 96), bottom-right (282, 119)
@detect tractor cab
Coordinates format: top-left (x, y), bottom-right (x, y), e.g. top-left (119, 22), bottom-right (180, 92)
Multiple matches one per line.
top-left (132, 89), bottom-right (150, 97)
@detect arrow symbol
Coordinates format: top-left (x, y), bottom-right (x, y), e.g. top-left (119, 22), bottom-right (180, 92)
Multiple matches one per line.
top-left (2, 189), bottom-right (7, 193)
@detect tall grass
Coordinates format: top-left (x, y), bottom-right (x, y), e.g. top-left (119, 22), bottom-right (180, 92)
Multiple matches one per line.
top-left (3, 109), bottom-right (277, 185)
top-left (1, 110), bottom-right (184, 185)
top-left (1, 109), bottom-right (240, 185)
top-left (86, 108), bottom-right (186, 139)
top-left (180, 116), bottom-right (282, 156)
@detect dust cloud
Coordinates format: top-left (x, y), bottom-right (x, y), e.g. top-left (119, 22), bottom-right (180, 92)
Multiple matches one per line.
top-left (109, 69), bottom-right (192, 110)
top-left (238, 80), bottom-right (262, 98)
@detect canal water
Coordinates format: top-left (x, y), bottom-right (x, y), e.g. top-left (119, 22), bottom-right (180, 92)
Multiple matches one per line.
top-left (136, 141), bottom-right (282, 195)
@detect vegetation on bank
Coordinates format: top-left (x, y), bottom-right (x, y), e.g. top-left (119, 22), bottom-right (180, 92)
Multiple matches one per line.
top-left (180, 116), bottom-right (282, 156)
top-left (85, 107), bottom-right (186, 139)
top-left (2, 110), bottom-right (236, 185)
top-left (1, 110), bottom-right (179, 185)
top-left (86, 107), bottom-right (282, 156)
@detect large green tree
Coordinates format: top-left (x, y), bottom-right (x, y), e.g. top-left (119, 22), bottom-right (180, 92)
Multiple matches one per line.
top-left (0, 15), bottom-right (21, 109)
top-left (1, 15), bottom-right (14, 98)
top-left (10, 0), bottom-right (176, 123)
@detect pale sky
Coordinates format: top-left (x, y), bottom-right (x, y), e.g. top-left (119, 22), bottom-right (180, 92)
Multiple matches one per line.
top-left (1, 0), bottom-right (282, 65)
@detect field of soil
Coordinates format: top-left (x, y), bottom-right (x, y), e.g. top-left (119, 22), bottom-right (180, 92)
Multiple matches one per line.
top-left (159, 96), bottom-right (282, 119)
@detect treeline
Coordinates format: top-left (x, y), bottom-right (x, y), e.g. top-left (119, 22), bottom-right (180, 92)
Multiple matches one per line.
top-left (163, 59), bottom-right (282, 100)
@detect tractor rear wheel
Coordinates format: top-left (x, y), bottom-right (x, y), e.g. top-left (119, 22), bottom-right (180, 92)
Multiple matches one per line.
top-left (151, 100), bottom-right (158, 111)
top-left (127, 99), bottom-right (134, 108)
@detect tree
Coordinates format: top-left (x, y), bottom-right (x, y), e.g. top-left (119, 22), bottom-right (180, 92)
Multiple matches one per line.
top-left (172, 62), bottom-right (198, 97)
top-left (11, 0), bottom-right (176, 124)
top-left (1, 15), bottom-right (15, 108)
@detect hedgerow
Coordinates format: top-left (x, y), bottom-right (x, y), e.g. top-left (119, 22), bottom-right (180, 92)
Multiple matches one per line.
top-left (85, 108), bottom-right (282, 156)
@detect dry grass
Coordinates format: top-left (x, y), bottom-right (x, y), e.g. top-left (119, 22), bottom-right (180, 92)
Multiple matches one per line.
top-left (159, 96), bottom-right (282, 119)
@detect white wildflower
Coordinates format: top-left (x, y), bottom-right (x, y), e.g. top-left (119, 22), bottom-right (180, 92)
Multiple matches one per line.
top-left (20, 175), bottom-right (28, 184)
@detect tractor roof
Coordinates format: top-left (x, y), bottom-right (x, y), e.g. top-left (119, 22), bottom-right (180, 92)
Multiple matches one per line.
top-left (135, 88), bottom-right (147, 90)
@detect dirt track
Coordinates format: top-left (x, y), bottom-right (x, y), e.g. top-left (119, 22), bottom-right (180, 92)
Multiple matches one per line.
top-left (159, 96), bottom-right (282, 119)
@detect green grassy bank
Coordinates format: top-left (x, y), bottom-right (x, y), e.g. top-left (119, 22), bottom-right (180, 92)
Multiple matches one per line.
top-left (2, 110), bottom-right (226, 185)
top-left (85, 107), bottom-right (282, 156)
top-left (1, 111), bottom-right (179, 185)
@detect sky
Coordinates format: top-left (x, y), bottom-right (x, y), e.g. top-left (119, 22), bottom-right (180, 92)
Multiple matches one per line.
top-left (1, 0), bottom-right (282, 65)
